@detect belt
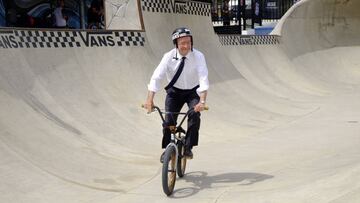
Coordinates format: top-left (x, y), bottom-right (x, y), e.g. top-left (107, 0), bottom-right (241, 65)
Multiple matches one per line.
top-left (171, 85), bottom-right (200, 92)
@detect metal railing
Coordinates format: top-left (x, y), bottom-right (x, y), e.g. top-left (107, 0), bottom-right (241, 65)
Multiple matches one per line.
top-left (212, 0), bottom-right (298, 34)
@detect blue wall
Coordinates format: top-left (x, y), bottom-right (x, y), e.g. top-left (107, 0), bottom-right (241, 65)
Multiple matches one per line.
top-left (0, 0), bottom-right (5, 26)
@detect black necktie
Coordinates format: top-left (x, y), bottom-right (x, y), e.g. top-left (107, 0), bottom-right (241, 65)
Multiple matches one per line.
top-left (165, 57), bottom-right (186, 90)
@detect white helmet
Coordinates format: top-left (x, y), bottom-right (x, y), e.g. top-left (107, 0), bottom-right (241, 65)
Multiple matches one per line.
top-left (171, 27), bottom-right (193, 48)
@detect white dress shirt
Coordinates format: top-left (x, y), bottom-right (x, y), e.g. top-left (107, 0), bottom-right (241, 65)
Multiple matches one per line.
top-left (148, 48), bottom-right (209, 94)
top-left (54, 7), bottom-right (67, 27)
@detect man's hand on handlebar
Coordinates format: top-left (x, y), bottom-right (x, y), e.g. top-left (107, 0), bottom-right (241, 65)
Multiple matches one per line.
top-left (144, 91), bottom-right (156, 113)
top-left (194, 102), bottom-right (209, 112)
top-left (144, 100), bottom-right (154, 113)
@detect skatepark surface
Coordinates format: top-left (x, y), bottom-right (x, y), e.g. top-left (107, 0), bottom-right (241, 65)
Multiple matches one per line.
top-left (1, 0), bottom-right (360, 202)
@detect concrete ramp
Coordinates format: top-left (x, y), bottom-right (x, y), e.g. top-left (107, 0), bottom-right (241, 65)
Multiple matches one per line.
top-left (1, 0), bottom-right (360, 202)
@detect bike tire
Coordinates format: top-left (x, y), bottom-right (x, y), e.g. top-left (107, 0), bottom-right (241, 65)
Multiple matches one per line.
top-left (177, 141), bottom-right (187, 178)
top-left (162, 145), bottom-right (177, 196)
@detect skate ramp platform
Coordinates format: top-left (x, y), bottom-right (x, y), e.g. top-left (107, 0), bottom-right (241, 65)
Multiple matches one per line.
top-left (1, 0), bottom-right (360, 202)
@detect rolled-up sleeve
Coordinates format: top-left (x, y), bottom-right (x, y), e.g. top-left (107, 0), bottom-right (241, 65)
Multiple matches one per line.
top-left (196, 53), bottom-right (209, 93)
top-left (148, 54), bottom-right (168, 92)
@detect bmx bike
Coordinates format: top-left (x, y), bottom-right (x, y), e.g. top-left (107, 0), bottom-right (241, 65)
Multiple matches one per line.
top-left (142, 105), bottom-right (208, 196)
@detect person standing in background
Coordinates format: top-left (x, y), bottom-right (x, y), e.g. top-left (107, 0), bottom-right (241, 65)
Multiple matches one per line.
top-left (54, 0), bottom-right (67, 28)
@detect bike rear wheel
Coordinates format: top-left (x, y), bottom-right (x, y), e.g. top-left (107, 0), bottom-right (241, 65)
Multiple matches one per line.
top-left (177, 141), bottom-right (187, 178)
top-left (162, 145), bottom-right (177, 196)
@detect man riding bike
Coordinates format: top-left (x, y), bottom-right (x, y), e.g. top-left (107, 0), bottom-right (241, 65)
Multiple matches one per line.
top-left (144, 27), bottom-right (209, 162)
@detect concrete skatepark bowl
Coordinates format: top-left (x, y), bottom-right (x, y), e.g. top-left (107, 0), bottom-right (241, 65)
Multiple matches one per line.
top-left (1, 0), bottom-right (360, 202)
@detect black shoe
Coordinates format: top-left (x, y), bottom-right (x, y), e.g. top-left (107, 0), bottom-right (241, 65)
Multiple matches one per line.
top-left (160, 151), bottom-right (165, 163)
top-left (184, 149), bottom-right (193, 159)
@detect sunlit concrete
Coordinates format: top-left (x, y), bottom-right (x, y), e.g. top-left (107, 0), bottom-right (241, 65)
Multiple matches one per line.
top-left (1, 0), bottom-right (360, 202)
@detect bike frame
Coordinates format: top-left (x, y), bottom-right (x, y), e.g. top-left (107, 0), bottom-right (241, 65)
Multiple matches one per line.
top-left (152, 106), bottom-right (192, 168)
top-left (142, 104), bottom-right (208, 195)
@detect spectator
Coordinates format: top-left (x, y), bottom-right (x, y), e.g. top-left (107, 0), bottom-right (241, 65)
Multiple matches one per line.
top-left (222, 0), bottom-right (230, 26)
top-left (54, 0), bottom-right (67, 28)
top-left (211, 6), bottom-right (217, 21)
top-left (7, 8), bottom-right (18, 27)
top-left (28, 15), bottom-right (36, 27)
top-left (87, 0), bottom-right (104, 29)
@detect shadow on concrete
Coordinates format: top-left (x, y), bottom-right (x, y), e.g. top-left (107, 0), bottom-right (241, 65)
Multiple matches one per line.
top-left (171, 171), bottom-right (273, 198)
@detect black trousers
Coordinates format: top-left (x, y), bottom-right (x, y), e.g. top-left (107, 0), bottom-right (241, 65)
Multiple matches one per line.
top-left (162, 86), bottom-right (200, 149)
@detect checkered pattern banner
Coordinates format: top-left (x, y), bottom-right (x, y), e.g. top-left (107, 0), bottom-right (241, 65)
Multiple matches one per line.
top-left (0, 30), bottom-right (145, 49)
top-left (187, 1), bottom-right (211, 16)
top-left (219, 35), bottom-right (281, 46)
top-left (114, 31), bottom-right (145, 46)
top-left (14, 30), bottom-right (80, 48)
top-left (141, 0), bottom-right (211, 16)
top-left (142, 0), bottom-right (171, 13)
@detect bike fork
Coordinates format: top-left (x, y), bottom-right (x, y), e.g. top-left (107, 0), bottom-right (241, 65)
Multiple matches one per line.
top-left (165, 134), bottom-right (178, 168)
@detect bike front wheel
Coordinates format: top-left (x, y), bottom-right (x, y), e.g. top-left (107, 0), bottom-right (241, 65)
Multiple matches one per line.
top-left (162, 145), bottom-right (177, 196)
top-left (177, 141), bottom-right (187, 178)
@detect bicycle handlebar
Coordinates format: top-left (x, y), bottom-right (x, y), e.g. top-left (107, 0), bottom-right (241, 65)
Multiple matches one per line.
top-left (141, 104), bottom-right (209, 132)
top-left (141, 104), bottom-right (209, 113)
top-left (141, 104), bottom-right (208, 124)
